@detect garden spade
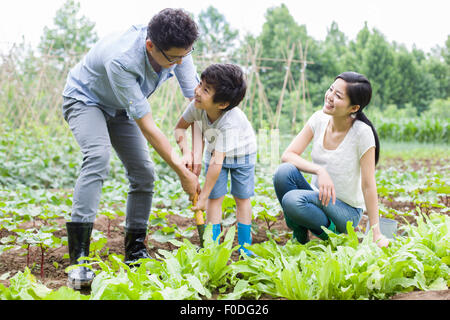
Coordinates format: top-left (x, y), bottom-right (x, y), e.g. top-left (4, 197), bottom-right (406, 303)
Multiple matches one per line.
top-left (192, 193), bottom-right (205, 247)
top-left (190, 123), bottom-right (205, 247)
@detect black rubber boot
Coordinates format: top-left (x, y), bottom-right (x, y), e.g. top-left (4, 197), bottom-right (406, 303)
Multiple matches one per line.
top-left (124, 228), bottom-right (151, 266)
top-left (66, 222), bottom-right (95, 290)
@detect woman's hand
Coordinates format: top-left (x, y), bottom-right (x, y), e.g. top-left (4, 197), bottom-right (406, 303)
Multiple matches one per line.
top-left (316, 167), bottom-right (336, 206)
top-left (373, 232), bottom-right (390, 248)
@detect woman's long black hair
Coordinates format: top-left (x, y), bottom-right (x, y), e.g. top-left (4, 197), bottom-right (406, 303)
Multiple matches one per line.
top-left (336, 72), bottom-right (380, 165)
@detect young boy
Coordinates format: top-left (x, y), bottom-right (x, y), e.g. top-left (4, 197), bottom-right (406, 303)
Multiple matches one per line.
top-left (174, 64), bottom-right (257, 256)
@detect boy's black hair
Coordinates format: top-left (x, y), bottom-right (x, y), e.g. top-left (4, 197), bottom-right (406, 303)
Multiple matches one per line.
top-left (201, 64), bottom-right (247, 111)
top-left (147, 8), bottom-right (199, 51)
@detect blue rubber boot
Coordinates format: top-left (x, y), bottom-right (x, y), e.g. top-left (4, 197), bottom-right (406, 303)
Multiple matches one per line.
top-left (212, 223), bottom-right (221, 243)
top-left (237, 222), bottom-right (255, 257)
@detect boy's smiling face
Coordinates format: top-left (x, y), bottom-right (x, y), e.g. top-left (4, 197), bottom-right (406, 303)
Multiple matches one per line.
top-left (194, 80), bottom-right (229, 113)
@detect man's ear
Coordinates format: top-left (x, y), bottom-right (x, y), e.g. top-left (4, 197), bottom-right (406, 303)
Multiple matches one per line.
top-left (146, 39), bottom-right (154, 52)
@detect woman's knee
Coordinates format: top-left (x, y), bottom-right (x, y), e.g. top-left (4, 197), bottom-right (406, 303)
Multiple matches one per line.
top-left (281, 190), bottom-right (306, 215)
top-left (273, 163), bottom-right (296, 187)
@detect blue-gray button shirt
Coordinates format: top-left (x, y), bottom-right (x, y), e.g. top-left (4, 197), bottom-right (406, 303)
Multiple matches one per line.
top-left (63, 25), bottom-right (199, 119)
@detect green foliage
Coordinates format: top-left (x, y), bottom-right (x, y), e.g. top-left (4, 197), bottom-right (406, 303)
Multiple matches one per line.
top-left (364, 102), bottom-right (450, 143)
top-left (257, 4), bottom-right (308, 100)
top-left (2, 214), bottom-right (448, 300)
top-left (0, 4), bottom-right (449, 301)
top-left (0, 130), bottom-right (448, 299)
top-left (62, 226), bottom-right (239, 300)
top-left (1, 3), bottom-right (448, 137)
top-left (361, 29), bottom-right (396, 107)
top-left (423, 98), bottom-right (450, 119)
top-left (38, 0), bottom-right (98, 67)
top-left (0, 268), bottom-right (52, 300)
top-left (375, 165), bottom-right (450, 211)
top-left (195, 6), bottom-right (239, 60)
top-left (375, 118), bottom-right (448, 143)
top-left (238, 4), bottom-right (448, 131)
top-left (230, 215), bottom-right (449, 300)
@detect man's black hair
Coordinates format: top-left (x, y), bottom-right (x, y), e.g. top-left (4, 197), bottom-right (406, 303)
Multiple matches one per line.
top-left (147, 8), bottom-right (199, 51)
top-left (201, 64), bottom-right (247, 111)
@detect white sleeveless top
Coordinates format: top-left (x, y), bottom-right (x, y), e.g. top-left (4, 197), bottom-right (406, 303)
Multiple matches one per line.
top-left (307, 110), bottom-right (375, 210)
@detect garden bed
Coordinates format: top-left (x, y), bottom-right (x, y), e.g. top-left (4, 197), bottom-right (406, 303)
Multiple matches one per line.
top-left (0, 157), bottom-right (448, 300)
top-left (1, 202), bottom-right (448, 300)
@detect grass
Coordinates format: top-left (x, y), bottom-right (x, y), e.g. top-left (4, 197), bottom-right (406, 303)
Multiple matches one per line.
top-left (381, 140), bottom-right (449, 160)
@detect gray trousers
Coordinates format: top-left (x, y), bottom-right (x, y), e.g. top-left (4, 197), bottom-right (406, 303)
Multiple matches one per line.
top-left (62, 98), bottom-right (154, 231)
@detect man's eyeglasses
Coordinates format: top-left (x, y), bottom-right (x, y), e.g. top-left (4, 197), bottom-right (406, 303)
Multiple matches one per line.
top-left (155, 44), bottom-right (195, 63)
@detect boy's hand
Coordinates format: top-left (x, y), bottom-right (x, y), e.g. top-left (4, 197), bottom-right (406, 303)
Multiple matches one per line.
top-left (191, 192), bottom-right (207, 212)
top-left (192, 163), bottom-right (202, 177)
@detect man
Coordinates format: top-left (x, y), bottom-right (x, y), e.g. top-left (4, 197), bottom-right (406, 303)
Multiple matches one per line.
top-left (62, 8), bottom-right (200, 289)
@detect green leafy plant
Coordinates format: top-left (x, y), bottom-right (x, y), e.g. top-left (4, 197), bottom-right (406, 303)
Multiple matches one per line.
top-left (98, 206), bottom-right (124, 238)
top-left (231, 215), bottom-right (449, 300)
top-left (15, 226), bottom-right (63, 279)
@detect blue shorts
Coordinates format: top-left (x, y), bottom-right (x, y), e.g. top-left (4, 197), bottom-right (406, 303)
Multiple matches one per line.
top-left (204, 153), bottom-right (256, 199)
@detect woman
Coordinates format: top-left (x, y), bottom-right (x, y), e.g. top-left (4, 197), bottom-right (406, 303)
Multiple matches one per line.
top-left (273, 71), bottom-right (389, 248)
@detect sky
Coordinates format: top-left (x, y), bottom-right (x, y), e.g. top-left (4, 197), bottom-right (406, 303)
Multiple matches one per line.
top-left (0, 0), bottom-right (449, 54)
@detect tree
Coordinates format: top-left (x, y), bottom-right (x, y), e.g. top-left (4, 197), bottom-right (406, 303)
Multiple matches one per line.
top-left (195, 6), bottom-right (239, 61)
top-left (325, 21), bottom-right (347, 57)
top-left (309, 21), bottom-right (349, 106)
top-left (444, 35), bottom-right (450, 66)
top-left (422, 54), bottom-right (449, 101)
top-left (343, 22), bottom-right (371, 72)
top-left (256, 4), bottom-right (308, 108)
top-left (360, 29), bottom-right (395, 108)
top-left (388, 47), bottom-right (419, 108)
top-left (411, 71), bottom-right (438, 114)
top-left (422, 37), bottom-right (450, 100)
top-left (39, 0), bottom-right (98, 68)
top-left (411, 45), bottom-right (426, 65)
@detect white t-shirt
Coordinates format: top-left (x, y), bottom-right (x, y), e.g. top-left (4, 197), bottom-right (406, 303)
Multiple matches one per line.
top-left (182, 101), bottom-right (257, 161)
top-left (307, 110), bottom-right (375, 210)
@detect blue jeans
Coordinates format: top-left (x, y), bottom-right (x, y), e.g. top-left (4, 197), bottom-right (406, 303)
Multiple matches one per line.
top-left (273, 163), bottom-right (362, 243)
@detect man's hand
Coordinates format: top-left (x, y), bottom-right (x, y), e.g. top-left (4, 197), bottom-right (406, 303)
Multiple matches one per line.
top-left (136, 113), bottom-right (200, 200)
top-left (179, 168), bottom-right (200, 201)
